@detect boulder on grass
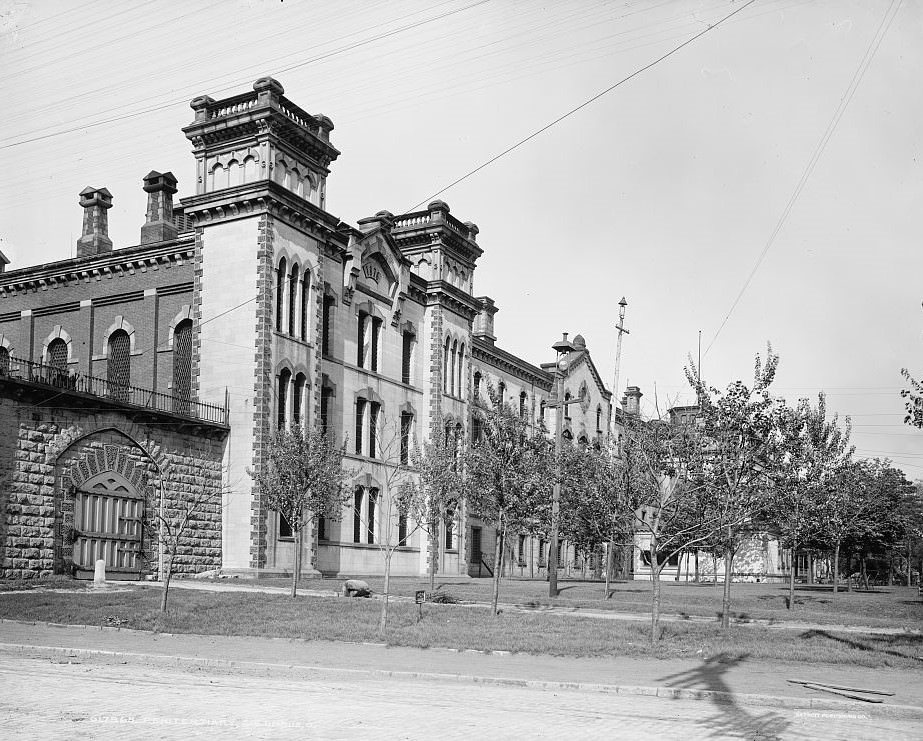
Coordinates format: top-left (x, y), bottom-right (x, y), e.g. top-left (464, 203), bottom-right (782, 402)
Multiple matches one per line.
top-left (342, 579), bottom-right (372, 598)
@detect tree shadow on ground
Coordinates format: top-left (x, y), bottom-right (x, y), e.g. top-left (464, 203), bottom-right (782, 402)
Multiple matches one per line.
top-left (799, 629), bottom-right (923, 661)
top-left (657, 652), bottom-right (790, 739)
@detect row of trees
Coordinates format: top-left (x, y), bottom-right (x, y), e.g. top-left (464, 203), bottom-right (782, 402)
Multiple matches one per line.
top-left (244, 345), bottom-right (920, 641)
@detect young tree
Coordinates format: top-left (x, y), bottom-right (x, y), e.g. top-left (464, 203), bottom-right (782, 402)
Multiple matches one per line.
top-left (151, 484), bottom-right (221, 613)
top-left (768, 393), bottom-right (852, 609)
top-left (466, 385), bottom-right (552, 614)
top-left (251, 426), bottom-right (351, 598)
top-left (409, 416), bottom-right (467, 591)
top-left (686, 345), bottom-right (781, 629)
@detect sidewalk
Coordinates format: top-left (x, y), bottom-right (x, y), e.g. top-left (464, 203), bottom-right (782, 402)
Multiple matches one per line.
top-left (2, 619), bottom-right (921, 718)
top-left (154, 578), bottom-right (920, 636)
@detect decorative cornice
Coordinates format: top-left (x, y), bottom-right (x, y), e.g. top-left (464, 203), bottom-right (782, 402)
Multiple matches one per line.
top-left (0, 240), bottom-right (195, 298)
top-left (472, 336), bottom-right (553, 390)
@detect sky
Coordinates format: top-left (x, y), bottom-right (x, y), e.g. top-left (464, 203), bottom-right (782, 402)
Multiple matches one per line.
top-left (1, 0), bottom-right (921, 478)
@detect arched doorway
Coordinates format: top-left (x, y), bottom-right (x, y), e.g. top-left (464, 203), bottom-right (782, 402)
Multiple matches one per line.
top-left (72, 469), bottom-right (145, 578)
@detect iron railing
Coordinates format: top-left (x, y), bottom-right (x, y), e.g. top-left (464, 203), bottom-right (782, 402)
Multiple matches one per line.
top-left (0, 355), bottom-right (228, 426)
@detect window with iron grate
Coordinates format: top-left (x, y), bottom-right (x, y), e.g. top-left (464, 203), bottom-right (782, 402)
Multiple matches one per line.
top-left (0, 347), bottom-right (9, 374)
top-left (48, 338), bottom-right (68, 371)
top-left (172, 320), bottom-right (192, 413)
top-left (107, 330), bottom-right (131, 402)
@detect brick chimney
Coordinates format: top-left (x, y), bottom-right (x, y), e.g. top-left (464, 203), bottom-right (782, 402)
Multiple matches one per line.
top-left (140, 171), bottom-right (178, 244)
top-left (625, 385), bottom-right (643, 416)
top-left (76, 187), bottom-right (113, 257)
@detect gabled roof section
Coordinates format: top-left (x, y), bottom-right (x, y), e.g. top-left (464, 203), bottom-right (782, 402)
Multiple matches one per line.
top-left (540, 345), bottom-right (612, 402)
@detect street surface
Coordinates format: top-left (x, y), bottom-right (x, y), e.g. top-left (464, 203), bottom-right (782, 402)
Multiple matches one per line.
top-left (0, 653), bottom-right (916, 740)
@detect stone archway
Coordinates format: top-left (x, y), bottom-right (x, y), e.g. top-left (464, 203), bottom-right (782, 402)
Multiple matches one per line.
top-left (55, 434), bottom-right (160, 578)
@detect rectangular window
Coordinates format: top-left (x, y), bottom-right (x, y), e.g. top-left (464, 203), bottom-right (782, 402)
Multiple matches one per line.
top-left (368, 402), bottom-right (379, 459)
top-left (279, 512), bottom-right (293, 539)
top-left (353, 489), bottom-right (362, 543)
top-left (367, 488), bottom-right (377, 544)
top-left (401, 332), bottom-right (414, 385)
top-left (371, 317), bottom-right (382, 372)
top-left (398, 513), bottom-right (408, 546)
top-left (357, 312), bottom-right (368, 367)
top-left (321, 387), bottom-right (332, 436)
top-left (538, 538), bottom-right (546, 567)
top-left (318, 516), bottom-right (326, 541)
top-left (322, 295), bottom-right (335, 356)
top-left (355, 399), bottom-right (366, 456)
top-left (400, 412), bottom-right (412, 464)
top-left (471, 416), bottom-right (482, 445)
top-left (300, 276), bottom-right (309, 339)
top-left (518, 534), bottom-right (526, 566)
top-left (445, 510), bottom-right (454, 550)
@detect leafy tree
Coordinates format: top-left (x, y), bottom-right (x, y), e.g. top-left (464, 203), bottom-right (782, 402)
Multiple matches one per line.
top-left (407, 416), bottom-right (467, 591)
top-left (685, 345), bottom-right (781, 629)
top-left (466, 385), bottom-right (552, 614)
top-left (900, 369), bottom-right (922, 428)
top-left (768, 393), bottom-right (852, 609)
top-left (251, 426), bottom-right (351, 598)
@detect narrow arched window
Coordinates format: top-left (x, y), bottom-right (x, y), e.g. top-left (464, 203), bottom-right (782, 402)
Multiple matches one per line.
top-left (300, 270), bottom-right (311, 340)
top-left (288, 264), bottom-right (299, 335)
top-left (47, 338), bottom-right (68, 372)
top-left (519, 391), bottom-right (527, 418)
top-left (473, 371), bottom-right (481, 400)
top-left (107, 330), bottom-right (131, 402)
top-left (443, 336), bottom-right (451, 394)
top-left (276, 257), bottom-right (287, 333)
top-left (596, 405), bottom-right (602, 433)
top-left (457, 343), bottom-right (465, 396)
top-left (172, 319), bottom-right (193, 413)
top-left (277, 368), bottom-right (291, 429)
top-left (450, 340), bottom-right (458, 396)
top-left (498, 381), bottom-right (506, 405)
top-left (293, 373), bottom-right (306, 428)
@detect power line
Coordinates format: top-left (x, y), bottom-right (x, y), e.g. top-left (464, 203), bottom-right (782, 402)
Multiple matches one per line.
top-left (704, 0), bottom-right (902, 356)
top-left (0, 0), bottom-right (491, 151)
top-left (405, 0), bottom-right (759, 211)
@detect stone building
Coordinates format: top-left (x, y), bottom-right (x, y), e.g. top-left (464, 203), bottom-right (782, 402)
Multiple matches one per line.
top-left (0, 77), bottom-right (616, 581)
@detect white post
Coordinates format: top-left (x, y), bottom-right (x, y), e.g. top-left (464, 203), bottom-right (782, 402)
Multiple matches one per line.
top-left (93, 559), bottom-right (106, 584)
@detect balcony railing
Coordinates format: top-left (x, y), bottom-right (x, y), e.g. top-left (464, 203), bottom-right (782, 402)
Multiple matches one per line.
top-left (0, 355), bottom-right (228, 427)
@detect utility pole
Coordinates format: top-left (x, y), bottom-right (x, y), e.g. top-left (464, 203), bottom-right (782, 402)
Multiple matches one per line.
top-left (606, 298), bottom-right (628, 589)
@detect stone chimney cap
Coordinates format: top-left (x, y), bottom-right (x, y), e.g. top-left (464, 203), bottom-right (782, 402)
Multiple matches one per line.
top-left (78, 187), bottom-right (113, 207)
top-left (253, 76), bottom-right (284, 95)
top-left (464, 221), bottom-right (479, 238)
top-left (375, 210), bottom-right (394, 219)
top-left (143, 170), bottom-right (178, 194)
top-left (573, 334), bottom-right (586, 350)
top-left (315, 114), bottom-right (334, 130)
top-left (427, 199), bottom-right (450, 212)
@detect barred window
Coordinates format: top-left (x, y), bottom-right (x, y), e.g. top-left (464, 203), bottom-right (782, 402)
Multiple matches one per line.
top-left (48, 338), bottom-right (68, 371)
top-left (107, 330), bottom-right (131, 402)
top-left (172, 320), bottom-right (193, 408)
top-left (0, 347), bottom-right (9, 374)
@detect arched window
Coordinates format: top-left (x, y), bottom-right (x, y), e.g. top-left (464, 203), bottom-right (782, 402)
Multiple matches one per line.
top-left (107, 330), bottom-right (131, 402)
top-left (539, 399), bottom-right (546, 423)
top-left (353, 487), bottom-right (363, 543)
top-left (276, 257), bottom-right (287, 333)
top-left (450, 340), bottom-right (458, 396)
top-left (227, 159), bottom-right (241, 187)
top-left (519, 391), bottom-right (527, 418)
top-left (293, 373), bottom-right (306, 428)
top-left (47, 338), bottom-right (68, 371)
top-left (300, 269), bottom-right (311, 340)
top-left (443, 336), bottom-right (451, 394)
top-left (367, 488), bottom-right (378, 543)
top-left (0, 347), bottom-right (9, 374)
top-left (473, 371), bottom-right (481, 400)
top-left (288, 264), bottom-right (299, 335)
top-left (172, 319), bottom-right (193, 413)
top-left (497, 381), bottom-right (506, 405)
top-left (596, 405), bottom-right (603, 433)
top-left (243, 156), bottom-right (257, 182)
top-left (277, 368), bottom-right (291, 429)
top-left (457, 343), bottom-right (465, 396)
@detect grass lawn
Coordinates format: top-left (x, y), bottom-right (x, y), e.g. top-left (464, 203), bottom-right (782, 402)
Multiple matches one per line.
top-left (248, 575), bottom-right (923, 629)
top-left (1, 586), bottom-right (921, 669)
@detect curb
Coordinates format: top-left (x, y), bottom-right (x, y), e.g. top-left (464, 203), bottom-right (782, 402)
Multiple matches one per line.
top-left (0, 632), bottom-right (920, 720)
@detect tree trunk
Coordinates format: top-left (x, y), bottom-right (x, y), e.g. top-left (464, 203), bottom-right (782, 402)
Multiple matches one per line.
top-left (807, 551), bottom-right (815, 585)
top-left (651, 562), bottom-right (661, 646)
top-left (908, 538), bottom-right (913, 588)
top-left (832, 541), bottom-right (841, 604)
top-left (845, 549), bottom-right (852, 592)
top-left (721, 550), bottom-right (734, 629)
top-left (491, 513), bottom-right (504, 615)
top-left (604, 537), bottom-right (612, 599)
top-left (429, 516), bottom-right (437, 592)
top-left (694, 549), bottom-right (700, 583)
top-left (378, 553), bottom-right (392, 634)
top-left (788, 543), bottom-right (797, 610)
top-left (291, 527), bottom-right (301, 598)
top-left (861, 552), bottom-right (869, 591)
top-left (160, 555), bottom-right (173, 613)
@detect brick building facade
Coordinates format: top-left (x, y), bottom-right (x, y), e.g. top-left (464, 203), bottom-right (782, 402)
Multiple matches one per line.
top-left (0, 77), bottom-right (616, 580)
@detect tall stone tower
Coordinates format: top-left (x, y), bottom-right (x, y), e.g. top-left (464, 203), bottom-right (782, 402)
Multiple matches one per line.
top-left (180, 77), bottom-right (348, 574)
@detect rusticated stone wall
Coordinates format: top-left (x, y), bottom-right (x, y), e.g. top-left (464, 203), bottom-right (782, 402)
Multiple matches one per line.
top-left (0, 397), bottom-right (226, 579)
